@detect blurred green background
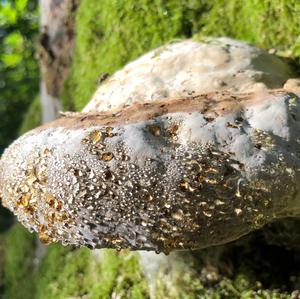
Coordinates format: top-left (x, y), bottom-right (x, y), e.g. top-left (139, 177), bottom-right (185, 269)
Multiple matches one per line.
top-left (1, 0), bottom-right (300, 298)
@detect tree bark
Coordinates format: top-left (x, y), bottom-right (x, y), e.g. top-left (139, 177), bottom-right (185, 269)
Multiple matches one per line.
top-left (37, 0), bottom-right (79, 123)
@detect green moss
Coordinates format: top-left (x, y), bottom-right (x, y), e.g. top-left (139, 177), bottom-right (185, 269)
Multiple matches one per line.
top-left (34, 245), bottom-right (93, 299)
top-left (61, 0), bottom-right (207, 111)
top-left (19, 96), bottom-right (41, 134)
top-left (197, 0), bottom-right (300, 61)
top-left (89, 250), bottom-right (149, 299)
top-left (34, 247), bottom-right (148, 299)
top-left (1, 224), bottom-right (36, 299)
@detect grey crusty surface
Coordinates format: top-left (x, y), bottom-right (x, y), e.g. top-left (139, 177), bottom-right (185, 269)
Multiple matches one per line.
top-left (85, 37), bottom-right (293, 113)
top-left (0, 90), bottom-right (299, 253)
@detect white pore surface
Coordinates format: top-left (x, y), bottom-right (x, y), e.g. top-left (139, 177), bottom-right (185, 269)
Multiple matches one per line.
top-left (84, 37), bottom-right (292, 113)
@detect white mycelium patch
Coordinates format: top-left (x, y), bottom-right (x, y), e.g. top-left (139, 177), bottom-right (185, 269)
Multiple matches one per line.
top-left (84, 37), bottom-right (292, 113)
top-left (0, 92), bottom-right (299, 253)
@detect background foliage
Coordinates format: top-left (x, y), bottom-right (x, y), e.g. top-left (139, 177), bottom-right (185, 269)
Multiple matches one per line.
top-left (0, 0), bottom-right (39, 153)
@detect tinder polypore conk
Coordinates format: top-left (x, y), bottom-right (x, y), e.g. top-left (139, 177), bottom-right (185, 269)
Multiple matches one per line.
top-left (0, 38), bottom-right (299, 254)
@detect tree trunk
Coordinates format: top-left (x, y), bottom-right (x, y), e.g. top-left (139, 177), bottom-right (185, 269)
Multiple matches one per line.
top-left (37, 0), bottom-right (79, 122)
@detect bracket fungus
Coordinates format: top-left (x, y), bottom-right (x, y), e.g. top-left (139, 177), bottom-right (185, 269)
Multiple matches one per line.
top-left (0, 38), bottom-right (300, 254)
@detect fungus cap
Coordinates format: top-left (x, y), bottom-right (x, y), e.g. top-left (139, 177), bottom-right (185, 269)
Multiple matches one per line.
top-left (0, 38), bottom-right (300, 253)
top-left (85, 37), bottom-right (292, 113)
top-left (1, 90), bottom-right (300, 253)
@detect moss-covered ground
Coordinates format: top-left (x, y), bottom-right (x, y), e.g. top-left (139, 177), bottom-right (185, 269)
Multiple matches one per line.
top-left (0, 225), bottom-right (149, 299)
top-left (3, 0), bottom-right (300, 298)
top-left (1, 223), bottom-right (299, 298)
